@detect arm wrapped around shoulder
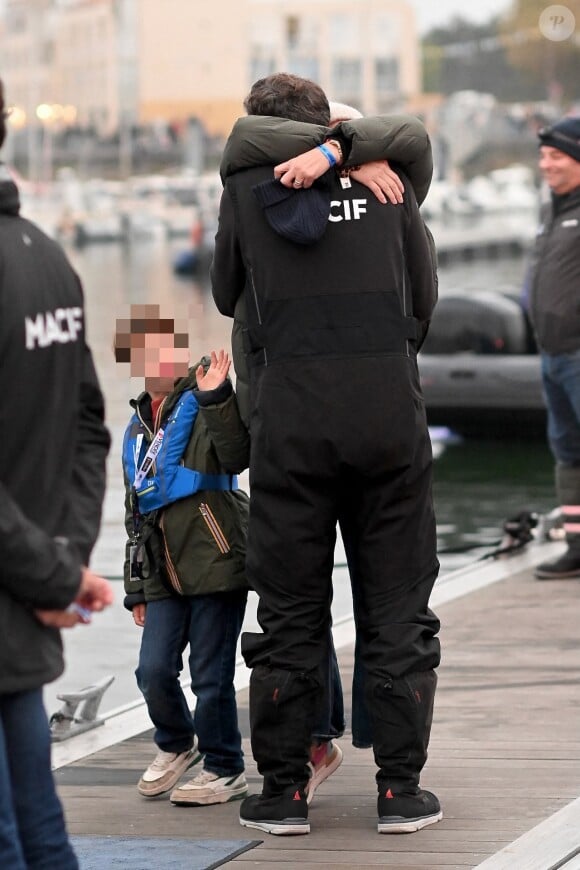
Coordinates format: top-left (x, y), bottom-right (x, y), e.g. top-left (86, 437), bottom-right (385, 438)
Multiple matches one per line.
top-left (337, 115), bottom-right (433, 206)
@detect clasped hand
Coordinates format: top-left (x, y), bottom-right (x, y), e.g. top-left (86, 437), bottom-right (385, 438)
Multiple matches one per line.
top-left (34, 566), bottom-right (114, 629)
top-left (274, 149), bottom-right (405, 205)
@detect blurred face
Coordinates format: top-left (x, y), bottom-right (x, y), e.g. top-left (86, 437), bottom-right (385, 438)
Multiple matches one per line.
top-left (539, 146), bottom-right (580, 195)
top-left (132, 331), bottom-right (190, 394)
top-left (115, 306), bottom-right (192, 395)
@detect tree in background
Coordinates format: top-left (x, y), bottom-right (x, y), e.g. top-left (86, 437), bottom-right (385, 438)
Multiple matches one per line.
top-left (500, 0), bottom-right (580, 105)
top-left (422, 2), bottom-right (580, 104)
top-left (422, 17), bottom-right (510, 97)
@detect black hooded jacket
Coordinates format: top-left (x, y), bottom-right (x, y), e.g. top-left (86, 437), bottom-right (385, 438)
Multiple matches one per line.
top-left (0, 165), bottom-right (110, 694)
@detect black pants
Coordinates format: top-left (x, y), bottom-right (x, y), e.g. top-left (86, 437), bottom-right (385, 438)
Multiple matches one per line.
top-left (242, 359), bottom-right (441, 791)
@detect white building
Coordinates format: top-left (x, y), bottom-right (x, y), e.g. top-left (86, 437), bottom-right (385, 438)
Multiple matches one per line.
top-left (247, 0), bottom-right (419, 116)
top-left (0, 0), bottom-right (420, 138)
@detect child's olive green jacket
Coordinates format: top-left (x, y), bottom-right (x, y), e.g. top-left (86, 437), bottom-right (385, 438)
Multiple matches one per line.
top-left (122, 361), bottom-right (250, 609)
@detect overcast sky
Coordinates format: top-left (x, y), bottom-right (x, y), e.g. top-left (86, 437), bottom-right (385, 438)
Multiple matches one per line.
top-left (410, 0), bottom-right (513, 33)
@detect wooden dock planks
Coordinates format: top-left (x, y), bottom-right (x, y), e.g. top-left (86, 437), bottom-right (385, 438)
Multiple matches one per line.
top-left (55, 563), bottom-right (580, 869)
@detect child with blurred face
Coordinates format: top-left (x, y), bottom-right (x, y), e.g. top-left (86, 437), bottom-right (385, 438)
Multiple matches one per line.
top-left (115, 304), bottom-right (251, 807)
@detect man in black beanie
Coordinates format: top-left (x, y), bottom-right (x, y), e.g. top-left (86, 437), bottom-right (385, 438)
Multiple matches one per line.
top-left (528, 116), bottom-right (580, 579)
top-left (212, 73), bottom-right (441, 837)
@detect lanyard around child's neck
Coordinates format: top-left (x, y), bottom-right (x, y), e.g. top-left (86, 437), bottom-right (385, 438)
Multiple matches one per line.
top-left (133, 427), bottom-right (165, 489)
top-left (133, 395), bottom-right (168, 489)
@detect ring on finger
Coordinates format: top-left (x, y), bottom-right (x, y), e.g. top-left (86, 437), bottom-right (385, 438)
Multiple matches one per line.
top-left (293, 179), bottom-right (303, 188)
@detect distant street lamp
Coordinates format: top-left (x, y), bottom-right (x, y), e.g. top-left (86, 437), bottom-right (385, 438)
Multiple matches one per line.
top-left (36, 102), bottom-right (61, 123)
top-left (8, 107), bottom-right (27, 129)
top-left (61, 105), bottom-right (78, 125)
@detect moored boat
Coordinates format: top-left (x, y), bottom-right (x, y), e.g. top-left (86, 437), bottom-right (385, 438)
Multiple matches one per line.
top-left (418, 291), bottom-right (545, 438)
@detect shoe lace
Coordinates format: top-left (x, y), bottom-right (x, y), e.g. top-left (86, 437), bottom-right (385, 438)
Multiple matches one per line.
top-left (190, 769), bottom-right (218, 786)
top-left (150, 750), bottom-right (177, 771)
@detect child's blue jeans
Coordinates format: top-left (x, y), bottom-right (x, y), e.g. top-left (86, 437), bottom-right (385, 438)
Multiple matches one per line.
top-left (136, 589), bottom-right (247, 776)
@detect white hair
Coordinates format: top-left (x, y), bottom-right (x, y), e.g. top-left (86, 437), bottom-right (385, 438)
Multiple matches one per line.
top-left (328, 101), bottom-right (364, 124)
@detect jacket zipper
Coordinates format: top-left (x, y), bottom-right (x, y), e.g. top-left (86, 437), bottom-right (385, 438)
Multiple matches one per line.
top-left (159, 514), bottom-right (184, 594)
top-left (153, 397), bottom-right (168, 503)
top-left (402, 257), bottom-right (410, 358)
top-left (250, 266), bottom-right (268, 366)
top-left (135, 404), bottom-right (155, 478)
top-left (131, 406), bottom-right (154, 535)
top-left (529, 208), bottom-right (555, 331)
top-left (136, 400), bottom-right (184, 594)
top-left (135, 405), bottom-right (153, 440)
top-left (249, 266), bottom-right (262, 324)
top-left (199, 503), bottom-right (231, 554)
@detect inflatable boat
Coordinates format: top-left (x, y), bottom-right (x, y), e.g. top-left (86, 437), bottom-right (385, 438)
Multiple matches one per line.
top-left (418, 291), bottom-right (546, 438)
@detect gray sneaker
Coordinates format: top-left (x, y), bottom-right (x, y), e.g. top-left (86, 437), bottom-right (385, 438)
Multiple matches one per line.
top-left (138, 741), bottom-right (202, 797)
top-left (170, 769), bottom-right (248, 806)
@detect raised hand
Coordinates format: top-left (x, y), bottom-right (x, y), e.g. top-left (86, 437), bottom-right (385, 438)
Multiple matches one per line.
top-left (196, 349), bottom-right (231, 391)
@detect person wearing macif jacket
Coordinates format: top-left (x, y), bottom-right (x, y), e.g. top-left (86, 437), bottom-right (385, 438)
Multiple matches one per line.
top-left (219, 101), bottom-right (436, 427)
top-left (527, 117), bottom-right (580, 580)
top-left (0, 79), bottom-right (114, 869)
top-left (217, 98), bottom-right (438, 800)
top-left (211, 73), bottom-right (441, 837)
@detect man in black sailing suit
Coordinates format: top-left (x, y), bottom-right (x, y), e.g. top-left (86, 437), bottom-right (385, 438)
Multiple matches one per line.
top-left (211, 73), bottom-right (441, 836)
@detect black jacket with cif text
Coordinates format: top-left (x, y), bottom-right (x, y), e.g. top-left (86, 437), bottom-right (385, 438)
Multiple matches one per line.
top-left (212, 165), bottom-right (437, 373)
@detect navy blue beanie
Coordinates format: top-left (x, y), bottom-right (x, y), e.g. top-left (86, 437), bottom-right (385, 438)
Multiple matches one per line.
top-left (252, 176), bottom-right (331, 245)
top-left (538, 116), bottom-right (580, 162)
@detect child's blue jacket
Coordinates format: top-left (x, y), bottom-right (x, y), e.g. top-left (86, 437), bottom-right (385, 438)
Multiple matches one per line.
top-left (121, 364), bottom-right (250, 607)
top-left (123, 389), bottom-right (237, 515)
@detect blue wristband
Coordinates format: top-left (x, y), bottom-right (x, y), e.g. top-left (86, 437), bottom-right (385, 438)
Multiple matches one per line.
top-left (317, 143), bottom-right (337, 167)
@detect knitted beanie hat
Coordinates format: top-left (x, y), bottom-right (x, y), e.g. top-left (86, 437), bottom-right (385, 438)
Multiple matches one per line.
top-left (538, 116), bottom-right (580, 162)
top-left (252, 175), bottom-right (331, 245)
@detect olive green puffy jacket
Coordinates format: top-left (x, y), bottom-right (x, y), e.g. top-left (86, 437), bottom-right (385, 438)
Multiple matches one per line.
top-left (220, 113), bottom-right (434, 205)
top-left (122, 363), bottom-right (250, 608)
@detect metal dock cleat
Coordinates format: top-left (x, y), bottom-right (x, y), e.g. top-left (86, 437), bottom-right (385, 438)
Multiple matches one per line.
top-left (50, 675), bottom-right (115, 741)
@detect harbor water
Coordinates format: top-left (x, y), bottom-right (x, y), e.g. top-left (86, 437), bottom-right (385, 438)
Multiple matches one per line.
top-left (43, 217), bottom-right (556, 718)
